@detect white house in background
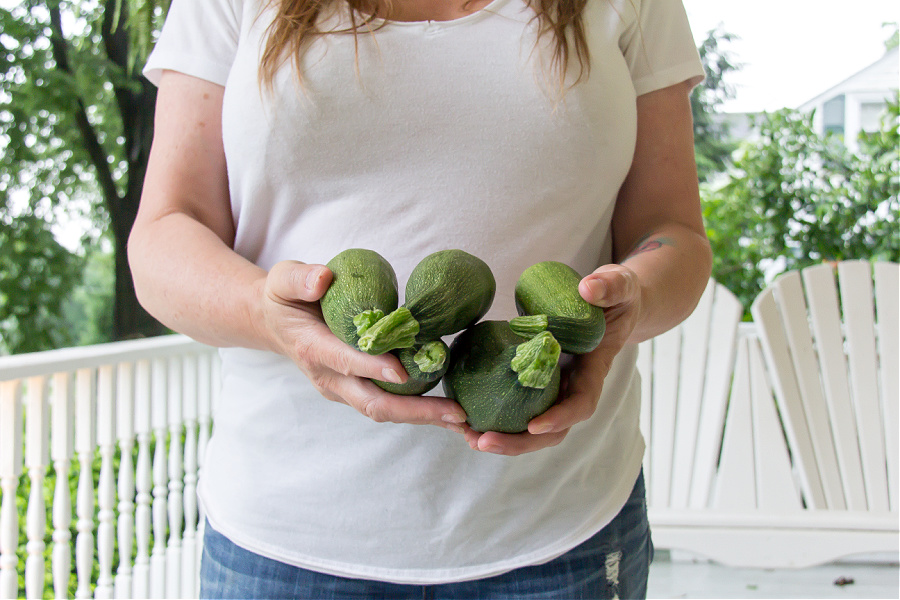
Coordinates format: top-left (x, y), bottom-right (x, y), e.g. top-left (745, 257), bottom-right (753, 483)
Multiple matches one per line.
top-left (798, 46), bottom-right (899, 152)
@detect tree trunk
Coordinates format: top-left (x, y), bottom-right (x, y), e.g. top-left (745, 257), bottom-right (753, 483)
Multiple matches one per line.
top-left (112, 222), bottom-right (168, 340)
top-left (104, 0), bottom-right (168, 341)
top-left (111, 78), bottom-right (167, 340)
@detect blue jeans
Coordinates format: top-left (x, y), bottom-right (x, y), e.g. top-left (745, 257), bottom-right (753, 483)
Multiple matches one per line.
top-left (200, 471), bottom-right (652, 600)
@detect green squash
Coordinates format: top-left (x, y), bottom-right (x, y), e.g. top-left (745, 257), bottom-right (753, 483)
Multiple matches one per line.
top-left (510, 261), bottom-right (606, 354)
top-left (320, 249), bottom-right (409, 353)
top-left (357, 249), bottom-right (496, 351)
top-left (443, 321), bottom-right (561, 433)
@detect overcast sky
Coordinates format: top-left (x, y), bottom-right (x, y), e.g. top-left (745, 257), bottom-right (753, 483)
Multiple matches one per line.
top-left (682, 0), bottom-right (898, 113)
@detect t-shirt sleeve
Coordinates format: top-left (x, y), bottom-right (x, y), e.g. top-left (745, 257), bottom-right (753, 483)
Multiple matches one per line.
top-left (619, 0), bottom-right (705, 96)
top-left (142, 0), bottom-right (243, 87)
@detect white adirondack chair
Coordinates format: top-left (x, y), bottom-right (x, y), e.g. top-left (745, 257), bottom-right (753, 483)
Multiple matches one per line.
top-left (642, 263), bottom-right (899, 569)
top-left (744, 260), bottom-right (899, 566)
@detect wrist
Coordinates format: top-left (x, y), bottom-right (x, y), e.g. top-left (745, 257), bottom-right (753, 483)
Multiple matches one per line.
top-left (248, 272), bottom-right (281, 354)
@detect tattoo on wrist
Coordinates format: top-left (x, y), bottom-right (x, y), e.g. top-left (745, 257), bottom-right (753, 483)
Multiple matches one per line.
top-left (626, 236), bottom-right (675, 259)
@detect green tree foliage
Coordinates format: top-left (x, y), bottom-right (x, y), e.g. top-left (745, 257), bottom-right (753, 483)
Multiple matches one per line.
top-left (704, 96), bottom-right (900, 312)
top-left (692, 26), bottom-right (740, 183)
top-left (0, 206), bottom-right (84, 353)
top-left (0, 0), bottom-right (169, 354)
top-left (884, 22), bottom-right (898, 51)
top-left (62, 246), bottom-right (115, 345)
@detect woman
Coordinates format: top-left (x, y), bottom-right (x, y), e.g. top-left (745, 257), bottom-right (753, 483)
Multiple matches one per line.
top-left (129, 0), bottom-right (712, 597)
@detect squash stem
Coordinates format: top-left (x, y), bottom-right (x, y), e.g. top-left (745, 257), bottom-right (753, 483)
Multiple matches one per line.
top-left (353, 309), bottom-right (386, 337)
top-left (357, 307), bottom-right (420, 355)
top-left (510, 331), bottom-right (561, 389)
top-left (413, 340), bottom-right (448, 374)
top-left (509, 314), bottom-right (549, 339)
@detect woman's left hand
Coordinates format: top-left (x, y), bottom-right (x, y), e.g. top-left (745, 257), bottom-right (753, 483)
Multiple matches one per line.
top-left (463, 263), bottom-right (643, 456)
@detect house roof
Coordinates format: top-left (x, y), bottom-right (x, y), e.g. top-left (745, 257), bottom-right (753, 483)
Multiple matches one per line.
top-left (798, 46), bottom-right (899, 110)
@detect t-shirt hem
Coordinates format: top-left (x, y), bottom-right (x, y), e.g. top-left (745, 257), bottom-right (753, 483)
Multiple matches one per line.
top-left (633, 61), bottom-right (705, 96)
top-left (143, 52), bottom-right (233, 87)
top-left (199, 436), bottom-right (646, 585)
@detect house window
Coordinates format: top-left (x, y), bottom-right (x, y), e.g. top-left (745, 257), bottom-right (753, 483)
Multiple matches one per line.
top-left (822, 94), bottom-right (845, 136)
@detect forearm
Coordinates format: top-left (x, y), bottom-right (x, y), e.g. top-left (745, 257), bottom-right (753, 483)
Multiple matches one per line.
top-left (127, 211), bottom-right (272, 351)
top-left (618, 222), bottom-right (712, 344)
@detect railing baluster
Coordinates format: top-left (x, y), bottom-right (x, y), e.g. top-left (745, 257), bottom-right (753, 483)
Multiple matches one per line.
top-left (74, 368), bottom-right (96, 600)
top-left (0, 380), bottom-right (23, 600)
top-left (196, 352), bottom-right (213, 588)
top-left (150, 358), bottom-right (168, 599)
top-left (116, 362), bottom-right (136, 600)
top-left (96, 366), bottom-right (116, 599)
top-left (133, 360), bottom-right (152, 600)
top-left (51, 372), bottom-right (74, 600)
top-left (166, 358), bottom-right (184, 599)
top-left (25, 376), bottom-right (50, 600)
top-left (181, 354), bottom-right (199, 599)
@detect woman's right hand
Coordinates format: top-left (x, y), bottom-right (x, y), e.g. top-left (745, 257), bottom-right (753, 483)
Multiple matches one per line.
top-left (259, 260), bottom-right (469, 432)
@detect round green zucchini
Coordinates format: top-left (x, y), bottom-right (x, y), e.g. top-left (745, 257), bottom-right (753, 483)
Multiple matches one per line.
top-left (357, 249), bottom-right (496, 352)
top-left (320, 249), bottom-right (401, 352)
top-left (443, 321), bottom-right (561, 434)
top-left (510, 261), bottom-right (606, 355)
top-left (405, 249), bottom-right (496, 343)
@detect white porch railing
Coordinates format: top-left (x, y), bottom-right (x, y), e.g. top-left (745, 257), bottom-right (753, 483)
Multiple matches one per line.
top-left (0, 335), bottom-right (219, 600)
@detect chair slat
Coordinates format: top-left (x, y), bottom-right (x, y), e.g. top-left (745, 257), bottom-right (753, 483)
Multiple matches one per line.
top-left (649, 328), bottom-right (682, 508)
top-left (802, 264), bottom-right (867, 510)
top-left (712, 338), bottom-right (757, 510)
top-left (690, 285), bottom-right (743, 508)
top-left (839, 261), bottom-right (889, 512)
top-left (749, 337), bottom-right (802, 512)
top-left (773, 272), bottom-right (845, 509)
top-left (670, 280), bottom-right (715, 508)
top-left (752, 286), bottom-right (827, 508)
top-left (874, 262), bottom-right (899, 512)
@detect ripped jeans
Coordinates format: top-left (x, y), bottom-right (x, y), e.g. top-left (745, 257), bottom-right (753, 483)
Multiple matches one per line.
top-left (200, 471), bottom-right (652, 600)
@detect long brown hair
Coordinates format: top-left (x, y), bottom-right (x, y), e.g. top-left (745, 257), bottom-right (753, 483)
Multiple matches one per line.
top-left (258, 0), bottom-right (590, 90)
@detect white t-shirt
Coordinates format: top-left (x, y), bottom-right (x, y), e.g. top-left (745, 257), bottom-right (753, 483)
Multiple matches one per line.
top-left (145, 0), bottom-right (703, 584)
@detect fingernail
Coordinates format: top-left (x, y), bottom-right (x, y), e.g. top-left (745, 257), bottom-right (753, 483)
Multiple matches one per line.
top-left (530, 423), bottom-right (553, 435)
top-left (381, 368), bottom-right (403, 384)
top-left (586, 278), bottom-right (606, 302)
top-left (483, 445), bottom-right (504, 455)
top-left (444, 424), bottom-right (465, 435)
top-left (305, 267), bottom-right (323, 291)
top-left (442, 413), bottom-right (466, 424)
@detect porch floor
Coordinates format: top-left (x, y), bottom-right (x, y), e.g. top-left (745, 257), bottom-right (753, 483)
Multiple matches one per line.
top-left (647, 553), bottom-right (900, 599)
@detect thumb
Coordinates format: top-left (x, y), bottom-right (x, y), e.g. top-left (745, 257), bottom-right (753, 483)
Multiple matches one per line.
top-left (579, 264), bottom-right (639, 308)
top-left (266, 260), bottom-right (333, 304)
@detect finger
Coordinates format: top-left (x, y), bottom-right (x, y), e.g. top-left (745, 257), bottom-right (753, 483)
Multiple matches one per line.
top-left (527, 352), bottom-right (610, 434)
top-left (579, 264), bottom-right (639, 307)
top-left (334, 376), bottom-right (468, 428)
top-left (471, 428), bottom-right (569, 456)
top-left (303, 321), bottom-right (409, 383)
top-left (267, 260), bottom-right (333, 304)
top-left (526, 392), bottom-right (598, 436)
